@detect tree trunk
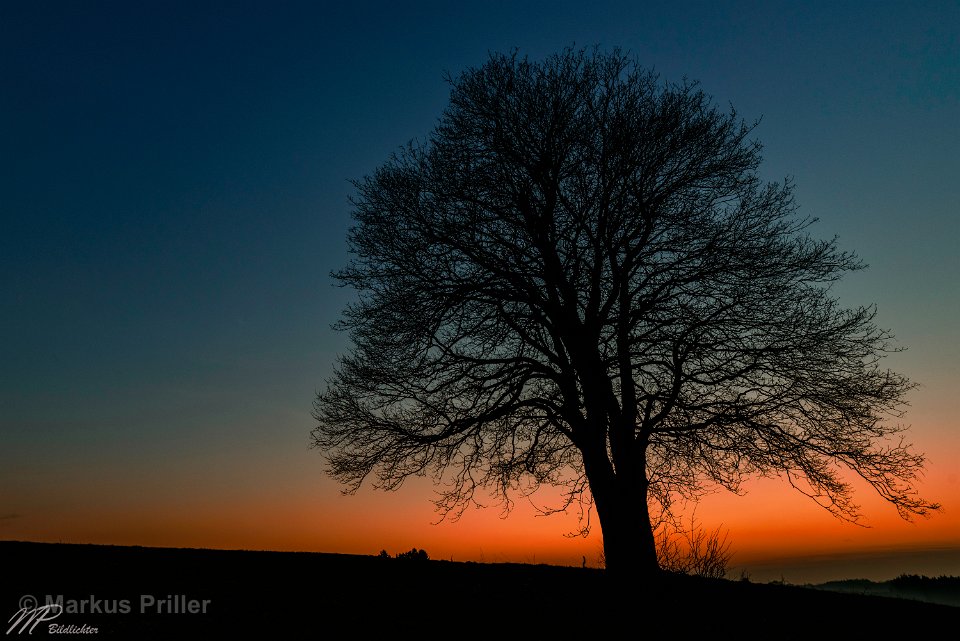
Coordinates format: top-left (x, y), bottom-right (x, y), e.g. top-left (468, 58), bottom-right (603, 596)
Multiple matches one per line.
top-left (596, 478), bottom-right (659, 577)
top-left (582, 448), bottom-right (660, 577)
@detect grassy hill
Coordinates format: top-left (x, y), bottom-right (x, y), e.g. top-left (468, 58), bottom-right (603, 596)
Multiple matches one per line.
top-left (1, 541), bottom-right (955, 639)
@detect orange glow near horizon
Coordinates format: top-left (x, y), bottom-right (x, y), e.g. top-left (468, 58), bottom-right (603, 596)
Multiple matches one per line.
top-left (5, 427), bottom-right (958, 583)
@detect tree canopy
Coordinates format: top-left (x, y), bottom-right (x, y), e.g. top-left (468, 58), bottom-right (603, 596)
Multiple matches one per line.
top-left (312, 47), bottom-right (937, 574)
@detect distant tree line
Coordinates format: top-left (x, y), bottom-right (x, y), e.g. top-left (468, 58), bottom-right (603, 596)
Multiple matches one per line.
top-left (377, 548), bottom-right (430, 561)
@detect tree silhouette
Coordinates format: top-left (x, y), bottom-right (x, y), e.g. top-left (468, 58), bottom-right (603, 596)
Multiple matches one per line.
top-left (312, 47), bottom-right (938, 576)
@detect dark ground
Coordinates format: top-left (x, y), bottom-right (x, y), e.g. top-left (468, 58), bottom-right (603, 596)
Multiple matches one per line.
top-left (1, 541), bottom-right (956, 639)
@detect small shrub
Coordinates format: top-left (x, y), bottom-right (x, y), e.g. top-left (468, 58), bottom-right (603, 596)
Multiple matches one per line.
top-left (656, 516), bottom-right (733, 579)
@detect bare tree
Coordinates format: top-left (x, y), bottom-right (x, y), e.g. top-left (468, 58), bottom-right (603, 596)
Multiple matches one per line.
top-left (312, 47), bottom-right (938, 576)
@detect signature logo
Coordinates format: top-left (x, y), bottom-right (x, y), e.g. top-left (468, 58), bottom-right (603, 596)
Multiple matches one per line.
top-left (6, 600), bottom-right (62, 635)
top-left (6, 596), bottom-right (99, 636)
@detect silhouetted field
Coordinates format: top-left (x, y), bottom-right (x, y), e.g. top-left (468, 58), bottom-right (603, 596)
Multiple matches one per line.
top-left (1, 541), bottom-right (955, 639)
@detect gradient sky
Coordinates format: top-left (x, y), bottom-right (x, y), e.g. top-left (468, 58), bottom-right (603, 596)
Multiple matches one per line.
top-left (2, 1), bottom-right (958, 583)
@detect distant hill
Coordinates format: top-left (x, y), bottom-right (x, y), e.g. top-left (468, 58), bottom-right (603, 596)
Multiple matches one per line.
top-left (1, 541), bottom-right (955, 639)
top-left (812, 574), bottom-right (960, 607)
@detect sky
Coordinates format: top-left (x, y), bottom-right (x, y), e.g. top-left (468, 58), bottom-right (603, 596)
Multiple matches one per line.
top-left (1, 1), bottom-right (958, 584)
